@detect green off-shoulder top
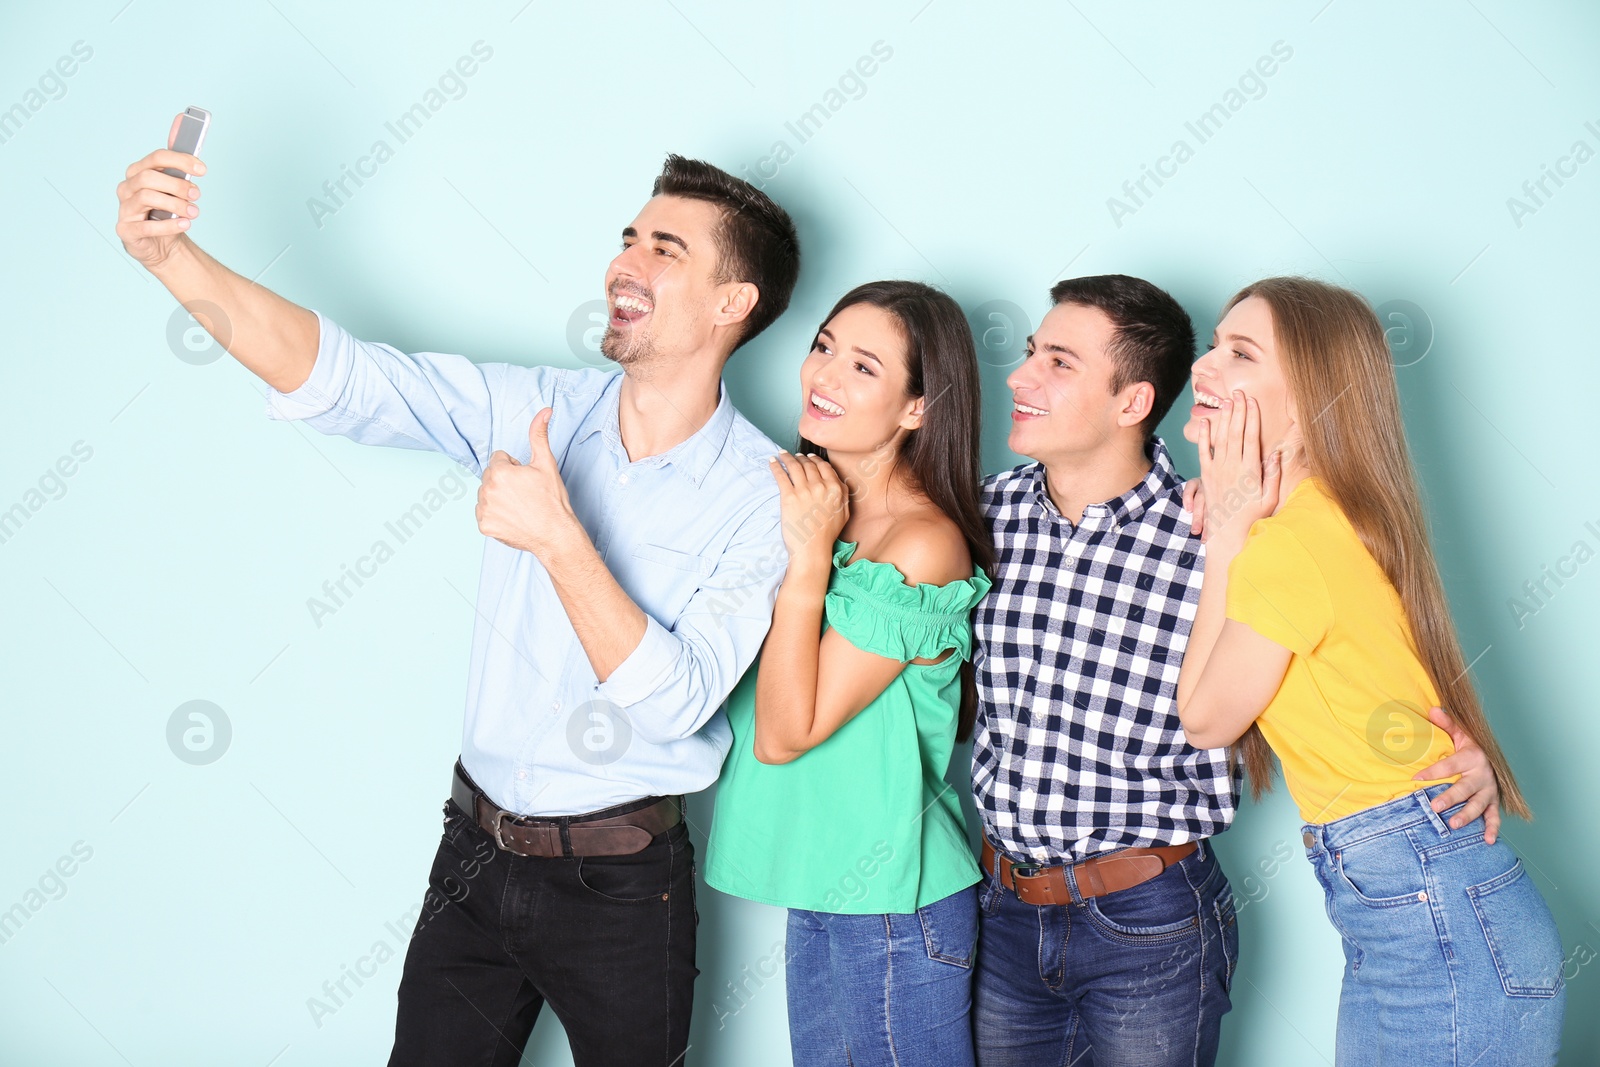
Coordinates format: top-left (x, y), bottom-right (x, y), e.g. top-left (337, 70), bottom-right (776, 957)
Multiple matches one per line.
top-left (705, 539), bottom-right (993, 914)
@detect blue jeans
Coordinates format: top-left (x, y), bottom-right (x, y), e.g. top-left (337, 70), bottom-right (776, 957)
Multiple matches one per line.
top-left (972, 838), bottom-right (1237, 1066)
top-left (1304, 784), bottom-right (1565, 1066)
top-left (785, 886), bottom-right (978, 1066)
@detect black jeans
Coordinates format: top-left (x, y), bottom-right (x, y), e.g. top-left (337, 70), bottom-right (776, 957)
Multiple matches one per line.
top-left (387, 797), bottom-right (699, 1067)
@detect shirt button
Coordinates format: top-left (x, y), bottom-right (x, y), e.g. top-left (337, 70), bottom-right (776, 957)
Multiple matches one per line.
top-left (516, 770), bottom-right (527, 780)
top-left (552, 700), bottom-right (562, 712)
top-left (618, 472), bottom-right (629, 485)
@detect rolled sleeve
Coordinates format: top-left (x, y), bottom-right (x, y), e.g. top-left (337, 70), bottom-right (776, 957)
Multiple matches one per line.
top-left (265, 309), bottom-right (349, 423)
top-left (594, 500), bottom-right (787, 745)
top-left (596, 614), bottom-right (681, 708)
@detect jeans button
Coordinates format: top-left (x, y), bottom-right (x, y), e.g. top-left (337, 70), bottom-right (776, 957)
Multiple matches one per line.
top-left (1302, 831), bottom-right (1316, 848)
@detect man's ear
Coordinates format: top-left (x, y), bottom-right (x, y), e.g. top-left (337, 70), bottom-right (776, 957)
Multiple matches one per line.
top-left (1115, 381), bottom-right (1156, 430)
top-left (714, 282), bottom-right (760, 331)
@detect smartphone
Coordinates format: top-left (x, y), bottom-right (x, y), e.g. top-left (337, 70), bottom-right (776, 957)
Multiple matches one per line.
top-left (148, 106), bottom-right (210, 221)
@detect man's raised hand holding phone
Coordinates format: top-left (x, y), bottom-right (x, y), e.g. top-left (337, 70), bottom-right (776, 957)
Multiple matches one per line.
top-left (115, 109), bottom-right (320, 394)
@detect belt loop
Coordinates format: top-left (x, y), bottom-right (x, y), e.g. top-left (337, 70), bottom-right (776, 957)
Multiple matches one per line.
top-left (1417, 788), bottom-right (1450, 837)
top-left (559, 818), bottom-right (574, 858)
top-left (1064, 861), bottom-right (1087, 905)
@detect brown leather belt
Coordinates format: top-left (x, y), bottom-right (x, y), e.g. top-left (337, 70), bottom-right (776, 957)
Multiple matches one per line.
top-left (982, 837), bottom-right (1198, 905)
top-left (451, 760), bottom-right (681, 858)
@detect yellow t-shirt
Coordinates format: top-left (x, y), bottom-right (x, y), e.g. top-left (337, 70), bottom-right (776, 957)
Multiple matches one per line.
top-left (1225, 477), bottom-right (1457, 823)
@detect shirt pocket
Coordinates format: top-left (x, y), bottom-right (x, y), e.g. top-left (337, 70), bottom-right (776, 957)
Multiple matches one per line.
top-left (633, 543), bottom-right (716, 577)
top-left (623, 543), bottom-right (715, 624)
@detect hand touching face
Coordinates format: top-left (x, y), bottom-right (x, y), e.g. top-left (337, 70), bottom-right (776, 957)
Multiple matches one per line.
top-left (1185, 296), bottom-right (1298, 457)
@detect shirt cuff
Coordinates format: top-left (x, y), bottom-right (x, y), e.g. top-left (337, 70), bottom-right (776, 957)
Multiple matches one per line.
top-left (595, 615), bottom-right (679, 708)
top-left (264, 309), bottom-right (347, 422)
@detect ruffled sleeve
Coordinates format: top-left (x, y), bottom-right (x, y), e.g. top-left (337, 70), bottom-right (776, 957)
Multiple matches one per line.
top-left (823, 540), bottom-right (994, 662)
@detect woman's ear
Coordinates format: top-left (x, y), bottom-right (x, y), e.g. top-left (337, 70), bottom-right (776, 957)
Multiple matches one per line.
top-left (900, 397), bottom-right (925, 432)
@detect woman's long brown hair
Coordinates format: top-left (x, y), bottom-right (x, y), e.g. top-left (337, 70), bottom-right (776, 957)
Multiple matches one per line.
top-left (1226, 277), bottom-right (1529, 819)
top-left (798, 280), bottom-right (993, 741)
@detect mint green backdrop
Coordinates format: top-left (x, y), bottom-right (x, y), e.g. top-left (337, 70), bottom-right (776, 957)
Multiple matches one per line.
top-left (2, 1), bottom-right (1596, 1063)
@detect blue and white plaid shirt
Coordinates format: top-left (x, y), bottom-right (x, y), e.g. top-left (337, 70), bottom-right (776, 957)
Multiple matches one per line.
top-left (971, 439), bottom-right (1238, 864)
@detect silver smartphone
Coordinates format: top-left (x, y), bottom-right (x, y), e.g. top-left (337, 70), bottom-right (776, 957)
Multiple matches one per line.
top-left (149, 106), bottom-right (210, 220)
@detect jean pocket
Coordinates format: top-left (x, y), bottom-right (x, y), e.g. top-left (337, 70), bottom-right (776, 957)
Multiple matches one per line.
top-left (1085, 866), bottom-right (1201, 942)
top-left (919, 889), bottom-right (978, 968)
top-left (1334, 839), bottom-right (1430, 909)
top-left (1466, 859), bottom-right (1564, 998)
top-left (576, 836), bottom-right (674, 904)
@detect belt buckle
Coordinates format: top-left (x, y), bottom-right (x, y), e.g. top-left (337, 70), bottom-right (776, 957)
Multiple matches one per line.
top-left (489, 808), bottom-right (523, 853)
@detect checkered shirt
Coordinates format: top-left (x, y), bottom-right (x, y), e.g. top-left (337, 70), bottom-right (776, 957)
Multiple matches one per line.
top-left (971, 438), bottom-right (1239, 864)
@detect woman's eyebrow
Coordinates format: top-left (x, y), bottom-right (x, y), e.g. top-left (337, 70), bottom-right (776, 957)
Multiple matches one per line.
top-left (818, 327), bottom-right (880, 363)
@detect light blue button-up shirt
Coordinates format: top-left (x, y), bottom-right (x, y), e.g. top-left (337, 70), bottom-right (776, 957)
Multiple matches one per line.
top-left (266, 310), bottom-right (788, 815)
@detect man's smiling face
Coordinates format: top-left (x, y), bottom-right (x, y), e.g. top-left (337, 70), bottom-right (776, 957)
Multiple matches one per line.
top-left (1005, 301), bottom-right (1127, 466)
top-left (601, 194), bottom-right (733, 369)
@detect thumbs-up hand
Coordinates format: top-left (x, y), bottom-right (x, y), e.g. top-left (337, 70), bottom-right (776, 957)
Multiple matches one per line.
top-left (475, 408), bottom-right (577, 557)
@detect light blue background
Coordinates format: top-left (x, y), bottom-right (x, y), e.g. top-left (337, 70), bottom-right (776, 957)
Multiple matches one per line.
top-left (2, 1), bottom-right (1596, 1063)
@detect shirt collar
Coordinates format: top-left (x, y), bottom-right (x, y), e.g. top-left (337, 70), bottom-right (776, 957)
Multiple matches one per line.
top-left (1031, 437), bottom-right (1184, 533)
top-left (577, 376), bottom-right (735, 489)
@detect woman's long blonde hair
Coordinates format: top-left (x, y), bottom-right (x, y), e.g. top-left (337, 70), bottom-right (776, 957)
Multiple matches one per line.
top-left (1226, 277), bottom-right (1529, 819)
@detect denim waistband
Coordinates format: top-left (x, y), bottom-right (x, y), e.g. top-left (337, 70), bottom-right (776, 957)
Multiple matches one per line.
top-left (1301, 783), bottom-right (1464, 852)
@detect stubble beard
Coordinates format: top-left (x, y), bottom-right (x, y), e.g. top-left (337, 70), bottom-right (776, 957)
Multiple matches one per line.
top-left (601, 325), bottom-right (659, 376)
